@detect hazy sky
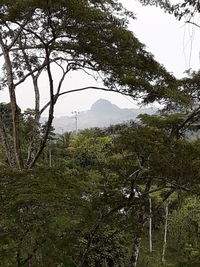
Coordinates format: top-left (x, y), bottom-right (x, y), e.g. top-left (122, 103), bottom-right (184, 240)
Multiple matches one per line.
top-left (1, 1), bottom-right (200, 117)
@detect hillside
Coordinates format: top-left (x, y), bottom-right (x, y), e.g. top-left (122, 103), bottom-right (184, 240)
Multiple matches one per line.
top-left (51, 99), bottom-right (156, 133)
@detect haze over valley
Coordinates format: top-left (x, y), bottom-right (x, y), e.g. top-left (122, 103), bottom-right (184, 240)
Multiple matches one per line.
top-left (50, 99), bottom-right (156, 133)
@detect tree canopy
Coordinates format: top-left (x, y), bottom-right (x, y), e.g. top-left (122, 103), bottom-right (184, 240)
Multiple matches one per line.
top-left (0, 0), bottom-right (177, 169)
top-left (1, 2), bottom-right (200, 265)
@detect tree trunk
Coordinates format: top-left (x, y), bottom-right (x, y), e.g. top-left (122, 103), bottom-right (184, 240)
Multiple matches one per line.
top-left (0, 117), bottom-right (16, 167)
top-left (130, 206), bottom-right (146, 267)
top-left (28, 46), bottom-right (55, 169)
top-left (130, 235), bottom-right (142, 267)
top-left (26, 77), bottom-right (40, 166)
top-left (149, 197), bottom-right (153, 253)
top-left (161, 203), bottom-right (169, 264)
top-left (20, 40), bottom-right (41, 166)
top-left (103, 259), bottom-right (109, 267)
top-left (26, 137), bottom-right (35, 165)
top-left (0, 40), bottom-right (24, 170)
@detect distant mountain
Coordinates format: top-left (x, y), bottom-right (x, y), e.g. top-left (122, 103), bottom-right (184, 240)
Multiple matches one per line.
top-left (49, 99), bottom-right (156, 133)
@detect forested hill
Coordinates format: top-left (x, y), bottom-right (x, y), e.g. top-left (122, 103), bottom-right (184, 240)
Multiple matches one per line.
top-left (50, 99), bottom-right (156, 133)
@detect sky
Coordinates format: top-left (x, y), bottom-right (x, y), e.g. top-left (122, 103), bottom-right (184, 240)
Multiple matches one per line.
top-left (1, 1), bottom-right (200, 117)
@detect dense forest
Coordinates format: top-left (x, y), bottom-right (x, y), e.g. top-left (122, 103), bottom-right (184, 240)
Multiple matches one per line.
top-left (1, 0), bottom-right (200, 266)
top-left (1, 120), bottom-right (200, 266)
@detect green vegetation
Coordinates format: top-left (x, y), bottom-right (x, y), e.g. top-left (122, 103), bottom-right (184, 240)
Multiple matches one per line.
top-left (1, 119), bottom-right (200, 266)
top-left (0, 0), bottom-right (175, 170)
top-left (1, 0), bottom-right (200, 266)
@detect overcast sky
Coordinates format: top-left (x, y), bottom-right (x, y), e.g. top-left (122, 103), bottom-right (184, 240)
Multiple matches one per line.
top-left (1, 1), bottom-right (200, 117)
top-left (126, 1), bottom-right (200, 76)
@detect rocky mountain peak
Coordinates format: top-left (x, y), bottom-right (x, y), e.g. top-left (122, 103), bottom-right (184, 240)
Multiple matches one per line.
top-left (90, 99), bottom-right (120, 113)
top-left (49, 99), bottom-right (156, 133)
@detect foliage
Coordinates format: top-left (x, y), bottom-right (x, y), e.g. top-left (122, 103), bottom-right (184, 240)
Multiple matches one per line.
top-left (166, 197), bottom-right (200, 266)
top-left (1, 115), bottom-right (200, 266)
top-left (0, 0), bottom-right (178, 170)
top-left (0, 1), bottom-right (200, 266)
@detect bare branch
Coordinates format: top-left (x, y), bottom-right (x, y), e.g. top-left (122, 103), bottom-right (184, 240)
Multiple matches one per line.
top-left (151, 189), bottom-right (175, 216)
top-left (175, 106), bottom-right (200, 132)
top-left (56, 68), bottom-right (70, 96)
top-left (0, 45), bottom-right (45, 57)
top-left (8, 18), bottom-right (32, 50)
top-left (185, 20), bottom-right (200, 29)
top-left (39, 86), bottom-right (133, 115)
top-left (143, 186), bottom-right (174, 196)
top-left (14, 57), bottom-right (64, 87)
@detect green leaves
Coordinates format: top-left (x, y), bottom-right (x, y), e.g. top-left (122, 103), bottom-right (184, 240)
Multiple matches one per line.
top-left (0, 0), bottom-right (175, 99)
top-left (1, 115), bottom-right (200, 265)
top-left (167, 197), bottom-right (200, 265)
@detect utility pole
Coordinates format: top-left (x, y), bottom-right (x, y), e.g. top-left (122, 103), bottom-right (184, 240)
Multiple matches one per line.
top-left (72, 111), bottom-right (79, 135)
top-left (149, 197), bottom-right (152, 253)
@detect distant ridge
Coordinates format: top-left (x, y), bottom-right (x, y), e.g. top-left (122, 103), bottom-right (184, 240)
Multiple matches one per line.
top-left (50, 99), bottom-right (156, 133)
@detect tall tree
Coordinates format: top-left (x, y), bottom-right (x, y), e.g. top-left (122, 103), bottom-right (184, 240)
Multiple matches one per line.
top-left (0, 0), bottom-right (175, 169)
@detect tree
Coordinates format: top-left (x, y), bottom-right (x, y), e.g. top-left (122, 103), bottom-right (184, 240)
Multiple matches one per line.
top-left (137, 0), bottom-right (200, 143)
top-left (1, 122), bottom-right (200, 266)
top-left (107, 116), bottom-right (200, 266)
top-left (0, 0), bottom-right (176, 170)
top-left (138, 0), bottom-right (200, 20)
top-left (167, 197), bottom-right (200, 266)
